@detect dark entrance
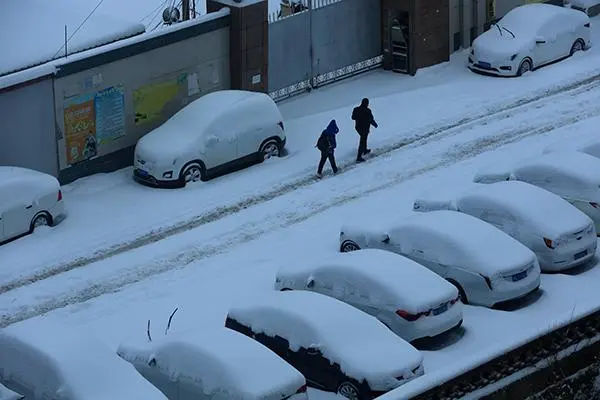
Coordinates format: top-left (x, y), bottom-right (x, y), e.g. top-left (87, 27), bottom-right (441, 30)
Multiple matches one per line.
top-left (390, 15), bottom-right (410, 73)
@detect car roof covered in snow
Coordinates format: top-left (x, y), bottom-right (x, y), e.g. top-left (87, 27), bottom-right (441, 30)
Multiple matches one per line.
top-left (276, 249), bottom-right (457, 313)
top-left (390, 210), bottom-right (536, 276)
top-left (570, 0), bottom-right (600, 7)
top-left (227, 290), bottom-right (423, 387)
top-left (0, 384), bottom-right (23, 400)
top-left (0, 166), bottom-right (59, 207)
top-left (0, 322), bottom-right (166, 400)
top-left (117, 327), bottom-right (304, 398)
top-left (461, 181), bottom-right (592, 238)
top-left (500, 3), bottom-right (586, 34)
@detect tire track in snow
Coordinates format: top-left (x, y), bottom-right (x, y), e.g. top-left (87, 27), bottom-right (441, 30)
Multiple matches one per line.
top-left (3, 86), bottom-right (600, 328)
top-left (3, 73), bottom-right (600, 296)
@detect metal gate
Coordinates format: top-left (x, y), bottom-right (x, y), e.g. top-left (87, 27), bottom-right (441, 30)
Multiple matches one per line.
top-left (268, 0), bottom-right (383, 102)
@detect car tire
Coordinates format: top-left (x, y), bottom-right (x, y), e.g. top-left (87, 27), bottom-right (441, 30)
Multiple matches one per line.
top-left (516, 59), bottom-right (532, 77)
top-left (30, 212), bottom-right (50, 233)
top-left (180, 162), bottom-right (206, 185)
top-left (259, 139), bottom-right (281, 161)
top-left (340, 240), bottom-right (361, 253)
top-left (280, 288), bottom-right (292, 291)
top-left (337, 381), bottom-right (363, 400)
top-left (570, 38), bottom-right (585, 56)
top-left (447, 279), bottom-right (469, 305)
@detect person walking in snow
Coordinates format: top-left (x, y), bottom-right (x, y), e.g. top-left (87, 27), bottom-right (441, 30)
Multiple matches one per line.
top-left (316, 119), bottom-right (339, 177)
top-left (351, 97), bottom-right (378, 163)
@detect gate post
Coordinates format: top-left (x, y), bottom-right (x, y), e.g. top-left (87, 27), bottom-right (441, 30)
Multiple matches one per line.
top-left (207, 0), bottom-right (269, 92)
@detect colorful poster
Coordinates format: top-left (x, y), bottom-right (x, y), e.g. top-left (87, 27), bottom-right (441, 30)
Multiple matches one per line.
top-left (95, 85), bottom-right (125, 145)
top-left (63, 93), bottom-right (97, 165)
top-left (133, 73), bottom-right (188, 126)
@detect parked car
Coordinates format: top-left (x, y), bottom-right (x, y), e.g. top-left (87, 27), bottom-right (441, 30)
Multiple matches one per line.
top-left (413, 181), bottom-right (597, 272)
top-left (0, 166), bottom-right (66, 244)
top-left (570, 0), bottom-right (600, 17)
top-left (117, 327), bottom-right (308, 400)
top-left (0, 384), bottom-right (23, 400)
top-left (0, 322), bottom-right (167, 400)
top-left (340, 210), bottom-right (541, 307)
top-left (544, 138), bottom-right (600, 160)
top-left (468, 3), bottom-right (590, 77)
top-left (274, 249), bottom-right (463, 342)
top-left (133, 89), bottom-right (286, 188)
top-left (225, 290), bottom-right (424, 400)
top-left (474, 151), bottom-right (600, 234)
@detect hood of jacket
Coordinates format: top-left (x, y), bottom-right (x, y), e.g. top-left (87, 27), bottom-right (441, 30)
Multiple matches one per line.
top-left (324, 119), bottom-right (339, 136)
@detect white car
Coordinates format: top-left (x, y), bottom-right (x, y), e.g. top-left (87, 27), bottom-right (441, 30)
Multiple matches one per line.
top-left (225, 290), bottom-right (424, 400)
top-left (0, 384), bottom-right (23, 400)
top-left (118, 327), bottom-right (307, 400)
top-left (468, 3), bottom-right (590, 76)
top-left (474, 151), bottom-right (600, 234)
top-left (134, 90), bottom-right (286, 188)
top-left (274, 249), bottom-right (463, 342)
top-left (340, 210), bottom-right (541, 307)
top-left (544, 137), bottom-right (600, 160)
top-left (0, 322), bottom-right (167, 400)
top-left (570, 0), bottom-right (600, 17)
top-left (0, 166), bottom-right (66, 244)
top-left (413, 181), bottom-right (597, 272)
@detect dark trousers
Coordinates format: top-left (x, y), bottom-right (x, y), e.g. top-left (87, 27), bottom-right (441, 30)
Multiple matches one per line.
top-left (318, 151), bottom-right (338, 174)
top-left (357, 132), bottom-right (369, 160)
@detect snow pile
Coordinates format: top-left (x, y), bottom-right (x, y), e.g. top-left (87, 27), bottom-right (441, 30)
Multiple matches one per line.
top-left (391, 210), bottom-right (536, 276)
top-left (275, 249), bottom-right (458, 312)
top-left (227, 290), bottom-right (423, 390)
top-left (117, 327), bottom-right (305, 399)
top-left (0, 384), bottom-right (22, 400)
top-left (0, 167), bottom-right (60, 209)
top-left (1, 0), bottom-right (145, 76)
top-left (0, 321), bottom-right (166, 399)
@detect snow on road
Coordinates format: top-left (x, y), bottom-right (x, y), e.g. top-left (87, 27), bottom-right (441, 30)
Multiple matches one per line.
top-left (3, 40), bottom-right (600, 295)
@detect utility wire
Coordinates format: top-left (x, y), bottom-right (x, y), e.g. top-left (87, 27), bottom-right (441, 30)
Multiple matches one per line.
top-left (139, 0), bottom-right (171, 26)
top-left (53, 0), bottom-right (106, 59)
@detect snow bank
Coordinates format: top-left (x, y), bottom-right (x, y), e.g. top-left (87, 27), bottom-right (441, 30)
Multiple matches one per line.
top-left (464, 181), bottom-right (592, 238)
top-left (275, 249), bottom-right (458, 312)
top-left (227, 291), bottom-right (423, 389)
top-left (0, 0), bottom-right (145, 76)
top-left (0, 321), bottom-right (166, 399)
top-left (117, 327), bottom-right (304, 399)
top-left (392, 210), bottom-right (537, 276)
top-left (0, 384), bottom-right (22, 400)
top-left (0, 167), bottom-right (60, 209)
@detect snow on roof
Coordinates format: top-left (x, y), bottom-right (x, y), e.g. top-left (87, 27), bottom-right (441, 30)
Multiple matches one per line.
top-left (117, 327), bottom-right (304, 398)
top-left (1, 1), bottom-right (146, 78)
top-left (276, 249), bottom-right (458, 312)
top-left (0, 166), bottom-right (59, 208)
top-left (0, 322), bottom-right (166, 399)
top-left (392, 210), bottom-right (536, 276)
top-left (227, 291), bottom-right (423, 387)
top-left (0, 384), bottom-right (23, 400)
top-left (499, 3), bottom-right (586, 35)
top-left (0, 8), bottom-right (230, 91)
top-left (462, 181), bottom-right (592, 238)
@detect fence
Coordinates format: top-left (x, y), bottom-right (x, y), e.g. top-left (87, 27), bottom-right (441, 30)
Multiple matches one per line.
top-left (268, 0), bottom-right (383, 101)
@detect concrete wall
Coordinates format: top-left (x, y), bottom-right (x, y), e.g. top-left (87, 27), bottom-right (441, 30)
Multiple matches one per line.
top-left (53, 16), bottom-right (230, 183)
top-left (0, 77), bottom-right (58, 176)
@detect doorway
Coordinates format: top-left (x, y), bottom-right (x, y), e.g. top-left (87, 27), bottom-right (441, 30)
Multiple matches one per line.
top-left (390, 14), bottom-right (410, 73)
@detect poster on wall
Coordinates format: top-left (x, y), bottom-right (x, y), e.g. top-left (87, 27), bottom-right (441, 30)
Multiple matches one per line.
top-left (133, 73), bottom-right (188, 126)
top-left (63, 84), bottom-right (125, 165)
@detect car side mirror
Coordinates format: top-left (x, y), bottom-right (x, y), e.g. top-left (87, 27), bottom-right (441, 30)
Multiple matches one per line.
top-left (535, 36), bottom-right (546, 44)
top-left (382, 234), bottom-right (390, 244)
top-left (306, 346), bottom-right (320, 355)
top-left (306, 279), bottom-right (315, 288)
top-left (205, 135), bottom-right (219, 146)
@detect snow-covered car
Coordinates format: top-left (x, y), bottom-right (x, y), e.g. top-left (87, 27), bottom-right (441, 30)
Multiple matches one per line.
top-left (0, 166), bottom-right (66, 244)
top-left (0, 322), bottom-right (167, 400)
top-left (474, 151), bottom-right (600, 234)
top-left (544, 137), bottom-right (600, 160)
top-left (413, 181), bottom-right (597, 272)
top-left (468, 3), bottom-right (590, 77)
top-left (274, 249), bottom-right (463, 342)
top-left (0, 384), bottom-right (23, 400)
top-left (117, 327), bottom-right (308, 400)
top-left (570, 0), bottom-right (600, 17)
top-left (340, 210), bottom-right (541, 307)
top-left (133, 89), bottom-right (286, 188)
top-left (225, 290), bottom-right (424, 400)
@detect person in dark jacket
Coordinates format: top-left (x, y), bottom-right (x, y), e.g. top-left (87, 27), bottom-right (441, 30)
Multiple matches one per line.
top-left (316, 119), bottom-right (339, 177)
top-left (351, 97), bottom-right (378, 163)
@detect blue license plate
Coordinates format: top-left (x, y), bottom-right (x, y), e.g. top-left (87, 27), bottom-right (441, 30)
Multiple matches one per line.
top-left (137, 169), bottom-right (148, 176)
top-left (512, 271), bottom-right (527, 282)
top-left (433, 303), bottom-right (448, 315)
top-left (574, 250), bottom-right (588, 259)
top-left (478, 61), bottom-right (491, 69)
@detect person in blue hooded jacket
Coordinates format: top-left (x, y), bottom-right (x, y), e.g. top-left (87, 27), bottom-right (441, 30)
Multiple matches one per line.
top-left (315, 119), bottom-right (339, 177)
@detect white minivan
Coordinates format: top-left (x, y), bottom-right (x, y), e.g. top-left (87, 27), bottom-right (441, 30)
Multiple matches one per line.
top-left (133, 90), bottom-right (286, 188)
top-left (0, 166), bottom-right (66, 244)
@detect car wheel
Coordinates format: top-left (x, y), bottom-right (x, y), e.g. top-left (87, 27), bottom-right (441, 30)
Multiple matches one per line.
top-left (30, 213), bottom-right (50, 233)
top-left (280, 288), bottom-right (292, 291)
top-left (516, 59), bottom-right (532, 77)
top-left (570, 39), bottom-right (585, 56)
top-left (181, 163), bottom-right (205, 184)
top-left (260, 139), bottom-right (280, 161)
top-left (340, 240), bottom-right (361, 252)
top-left (447, 279), bottom-right (469, 305)
top-left (337, 382), bottom-right (362, 400)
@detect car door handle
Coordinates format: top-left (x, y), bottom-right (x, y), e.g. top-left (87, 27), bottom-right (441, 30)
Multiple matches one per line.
top-left (25, 205), bottom-right (33, 209)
